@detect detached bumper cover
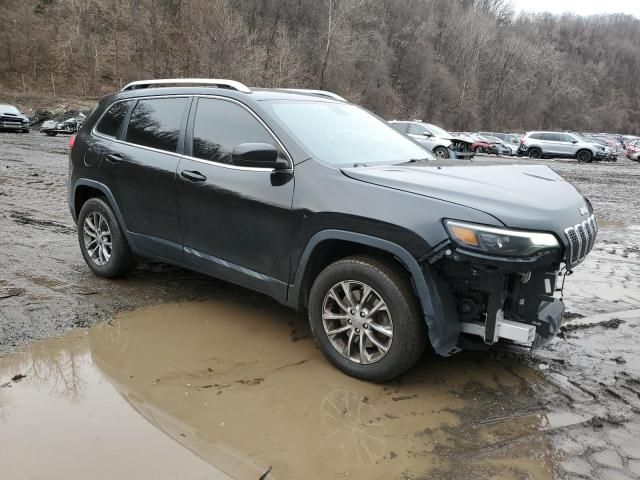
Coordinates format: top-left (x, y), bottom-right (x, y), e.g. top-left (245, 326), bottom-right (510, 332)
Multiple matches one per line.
top-left (531, 299), bottom-right (565, 349)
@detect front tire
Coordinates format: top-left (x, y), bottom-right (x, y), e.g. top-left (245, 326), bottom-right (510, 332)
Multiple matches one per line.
top-left (77, 197), bottom-right (134, 278)
top-left (308, 256), bottom-right (426, 382)
top-left (576, 149), bottom-right (592, 163)
top-left (432, 146), bottom-right (449, 159)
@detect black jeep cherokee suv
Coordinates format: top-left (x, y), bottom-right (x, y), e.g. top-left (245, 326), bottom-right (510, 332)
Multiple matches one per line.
top-left (68, 79), bottom-right (597, 382)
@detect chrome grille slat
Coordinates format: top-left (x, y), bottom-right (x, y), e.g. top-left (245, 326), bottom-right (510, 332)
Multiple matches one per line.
top-left (564, 214), bottom-right (597, 268)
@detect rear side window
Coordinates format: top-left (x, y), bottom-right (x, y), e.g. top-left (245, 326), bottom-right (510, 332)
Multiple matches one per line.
top-left (96, 101), bottom-right (131, 137)
top-left (125, 98), bottom-right (188, 152)
top-left (192, 98), bottom-right (277, 164)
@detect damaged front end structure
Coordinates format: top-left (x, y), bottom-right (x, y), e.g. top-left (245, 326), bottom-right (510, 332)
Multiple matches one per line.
top-left (430, 217), bottom-right (597, 351)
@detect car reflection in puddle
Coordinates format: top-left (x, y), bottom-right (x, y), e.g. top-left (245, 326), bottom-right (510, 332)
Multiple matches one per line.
top-left (0, 300), bottom-right (556, 479)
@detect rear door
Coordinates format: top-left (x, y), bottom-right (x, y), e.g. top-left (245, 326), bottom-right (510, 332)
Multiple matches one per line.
top-left (176, 96), bottom-right (295, 299)
top-left (97, 96), bottom-right (190, 261)
top-left (539, 133), bottom-right (559, 155)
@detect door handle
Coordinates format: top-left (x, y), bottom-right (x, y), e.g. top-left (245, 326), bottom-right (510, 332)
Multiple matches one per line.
top-left (105, 153), bottom-right (123, 163)
top-left (181, 170), bottom-right (207, 182)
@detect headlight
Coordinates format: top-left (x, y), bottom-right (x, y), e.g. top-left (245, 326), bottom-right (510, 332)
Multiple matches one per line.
top-left (444, 220), bottom-right (560, 257)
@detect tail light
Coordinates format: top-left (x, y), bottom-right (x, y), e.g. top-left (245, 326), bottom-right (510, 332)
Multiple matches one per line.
top-left (519, 138), bottom-right (524, 145)
top-left (68, 134), bottom-right (76, 150)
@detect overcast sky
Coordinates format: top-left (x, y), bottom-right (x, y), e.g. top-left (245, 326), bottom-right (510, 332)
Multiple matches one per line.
top-left (511, 0), bottom-right (640, 17)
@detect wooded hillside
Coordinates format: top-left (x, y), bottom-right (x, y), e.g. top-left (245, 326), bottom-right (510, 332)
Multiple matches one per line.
top-left (1, 0), bottom-right (639, 133)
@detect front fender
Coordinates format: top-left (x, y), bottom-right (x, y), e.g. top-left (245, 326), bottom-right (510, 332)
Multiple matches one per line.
top-left (288, 230), bottom-right (460, 356)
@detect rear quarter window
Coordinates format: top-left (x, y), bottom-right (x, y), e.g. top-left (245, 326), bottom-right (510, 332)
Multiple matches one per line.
top-left (95, 101), bottom-right (131, 137)
top-left (125, 97), bottom-right (189, 152)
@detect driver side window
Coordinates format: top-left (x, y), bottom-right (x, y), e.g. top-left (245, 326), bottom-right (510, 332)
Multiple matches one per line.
top-left (192, 98), bottom-right (279, 164)
top-left (409, 123), bottom-right (428, 135)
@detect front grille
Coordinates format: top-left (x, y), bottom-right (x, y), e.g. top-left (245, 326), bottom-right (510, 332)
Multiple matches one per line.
top-left (564, 214), bottom-right (597, 267)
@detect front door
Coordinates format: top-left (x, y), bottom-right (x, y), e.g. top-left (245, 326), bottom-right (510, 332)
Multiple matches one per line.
top-left (176, 97), bottom-right (295, 300)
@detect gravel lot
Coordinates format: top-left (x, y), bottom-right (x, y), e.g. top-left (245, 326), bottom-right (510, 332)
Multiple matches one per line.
top-left (1, 130), bottom-right (639, 479)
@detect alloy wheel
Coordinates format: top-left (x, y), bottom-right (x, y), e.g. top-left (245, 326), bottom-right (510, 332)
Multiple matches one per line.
top-left (83, 211), bottom-right (112, 266)
top-left (322, 280), bottom-right (393, 364)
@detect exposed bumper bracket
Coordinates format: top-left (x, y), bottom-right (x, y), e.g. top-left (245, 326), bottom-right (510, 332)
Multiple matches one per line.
top-left (461, 318), bottom-right (536, 344)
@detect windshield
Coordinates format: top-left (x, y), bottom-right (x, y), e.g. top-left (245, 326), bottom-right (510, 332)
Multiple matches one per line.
top-left (425, 123), bottom-right (451, 137)
top-left (266, 101), bottom-right (433, 166)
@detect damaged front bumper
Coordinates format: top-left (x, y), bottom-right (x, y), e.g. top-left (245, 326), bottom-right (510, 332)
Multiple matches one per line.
top-left (429, 244), bottom-right (568, 352)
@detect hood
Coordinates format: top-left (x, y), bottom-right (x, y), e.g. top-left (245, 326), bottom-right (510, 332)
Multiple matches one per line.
top-left (341, 160), bottom-right (589, 234)
top-left (413, 136), bottom-right (452, 148)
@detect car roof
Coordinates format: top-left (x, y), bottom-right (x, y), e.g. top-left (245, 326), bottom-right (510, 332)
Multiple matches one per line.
top-left (527, 131), bottom-right (575, 134)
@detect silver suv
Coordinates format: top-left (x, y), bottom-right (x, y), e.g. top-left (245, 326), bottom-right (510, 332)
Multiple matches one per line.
top-left (518, 131), bottom-right (603, 162)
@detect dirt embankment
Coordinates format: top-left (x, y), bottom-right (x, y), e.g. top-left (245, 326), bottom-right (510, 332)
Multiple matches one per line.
top-left (1, 91), bottom-right (98, 125)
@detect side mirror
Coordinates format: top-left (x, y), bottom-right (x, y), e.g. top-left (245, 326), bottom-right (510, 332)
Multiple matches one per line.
top-left (422, 132), bottom-right (433, 138)
top-left (571, 140), bottom-right (578, 144)
top-left (231, 143), bottom-right (289, 170)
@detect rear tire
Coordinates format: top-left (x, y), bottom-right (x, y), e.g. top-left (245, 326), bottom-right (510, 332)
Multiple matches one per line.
top-left (308, 255), bottom-right (426, 382)
top-left (77, 197), bottom-right (134, 278)
top-left (576, 149), bottom-right (592, 163)
top-left (432, 146), bottom-right (449, 159)
top-left (528, 147), bottom-right (542, 159)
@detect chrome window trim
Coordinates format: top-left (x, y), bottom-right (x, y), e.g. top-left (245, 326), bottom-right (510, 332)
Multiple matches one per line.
top-left (192, 94), bottom-right (293, 171)
top-left (91, 94), bottom-right (293, 173)
top-left (92, 95), bottom-right (190, 141)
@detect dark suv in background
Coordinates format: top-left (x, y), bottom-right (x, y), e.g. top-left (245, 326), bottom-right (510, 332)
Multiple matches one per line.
top-left (68, 79), bottom-right (597, 382)
top-left (0, 103), bottom-right (30, 132)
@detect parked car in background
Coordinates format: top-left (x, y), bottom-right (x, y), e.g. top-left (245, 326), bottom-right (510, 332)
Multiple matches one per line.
top-left (0, 104), bottom-right (30, 132)
top-left (479, 132), bottom-right (521, 147)
top-left (518, 131), bottom-right (604, 162)
top-left (483, 135), bottom-right (518, 156)
top-left (389, 120), bottom-right (451, 158)
top-left (40, 113), bottom-right (86, 136)
top-left (626, 139), bottom-right (640, 159)
top-left (68, 78), bottom-right (597, 381)
top-left (459, 133), bottom-right (494, 154)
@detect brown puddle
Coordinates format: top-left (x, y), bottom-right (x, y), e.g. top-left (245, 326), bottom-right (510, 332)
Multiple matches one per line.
top-left (0, 301), bottom-right (557, 479)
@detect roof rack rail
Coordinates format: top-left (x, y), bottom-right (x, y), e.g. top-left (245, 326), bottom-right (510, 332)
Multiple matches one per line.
top-left (274, 88), bottom-right (346, 102)
top-left (121, 78), bottom-right (251, 93)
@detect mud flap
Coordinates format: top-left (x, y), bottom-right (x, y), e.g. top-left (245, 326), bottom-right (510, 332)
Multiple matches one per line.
top-left (531, 299), bottom-right (565, 350)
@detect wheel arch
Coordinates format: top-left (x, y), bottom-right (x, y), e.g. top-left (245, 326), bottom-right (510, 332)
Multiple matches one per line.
top-left (71, 179), bottom-right (133, 246)
top-left (289, 230), bottom-right (460, 356)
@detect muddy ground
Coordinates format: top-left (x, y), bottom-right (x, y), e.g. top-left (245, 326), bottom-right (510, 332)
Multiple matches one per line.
top-left (1, 131), bottom-right (640, 479)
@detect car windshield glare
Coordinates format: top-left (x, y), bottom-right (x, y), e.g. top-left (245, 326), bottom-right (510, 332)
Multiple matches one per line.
top-left (425, 123), bottom-right (450, 137)
top-left (266, 101), bottom-right (433, 166)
